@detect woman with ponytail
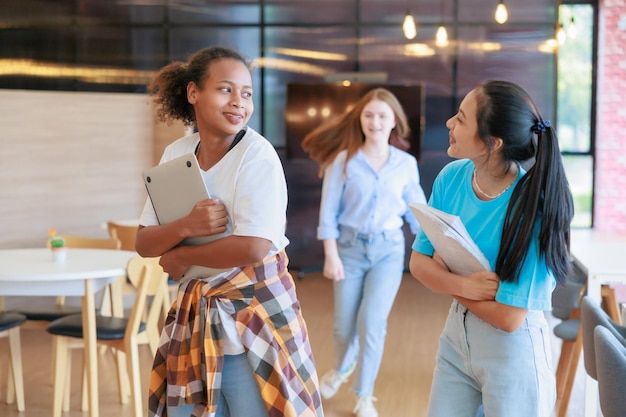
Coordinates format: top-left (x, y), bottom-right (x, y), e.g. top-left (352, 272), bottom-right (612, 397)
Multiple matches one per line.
top-left (410, 80), bottom-right (573, 417)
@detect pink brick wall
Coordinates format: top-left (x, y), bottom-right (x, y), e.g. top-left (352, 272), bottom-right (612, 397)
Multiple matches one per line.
top-left (595, 0), bottom-right (626, 232)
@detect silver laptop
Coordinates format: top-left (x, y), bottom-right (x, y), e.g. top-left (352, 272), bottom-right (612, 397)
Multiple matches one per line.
top-left (143, 153), bottom-right (226, 246)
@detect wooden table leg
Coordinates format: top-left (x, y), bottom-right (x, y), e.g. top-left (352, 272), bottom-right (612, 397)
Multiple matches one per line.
top-left (82, 279), bottom-right (99, 417)
top-left (110, 277), bottom-right (130, 402)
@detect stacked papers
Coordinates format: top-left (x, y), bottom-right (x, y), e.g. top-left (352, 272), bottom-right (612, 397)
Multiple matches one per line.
top-left (409, 202), bottom-right (491, 276)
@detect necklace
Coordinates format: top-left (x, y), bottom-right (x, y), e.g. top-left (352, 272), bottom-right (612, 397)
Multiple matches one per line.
top-left (472, 169), bottom-right (514, 199)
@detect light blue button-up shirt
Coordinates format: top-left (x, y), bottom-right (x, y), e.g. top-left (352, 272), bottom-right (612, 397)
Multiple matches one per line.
top-left (317, 147), bottom-right (427, 240)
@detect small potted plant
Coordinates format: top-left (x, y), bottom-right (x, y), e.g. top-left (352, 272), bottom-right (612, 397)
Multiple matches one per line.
top-left (48, 228), bottom-right (67, 263)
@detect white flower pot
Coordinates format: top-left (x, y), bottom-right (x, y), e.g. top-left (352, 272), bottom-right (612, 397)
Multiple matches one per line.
top-left (51, 248), bottom-right (68, 264)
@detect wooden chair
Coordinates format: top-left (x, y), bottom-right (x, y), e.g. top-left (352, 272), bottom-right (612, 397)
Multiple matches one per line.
top-left (551, 264), bottom-right (586, 417)
top-left (0, 312), bottom-right (27, 412)
top-left (47, 256), bottom-right (169, 417)
top-left (106, 221), bottom-right (144, 314)
top-left (107, 220), bottom-right (173, 324)
top-left (106, 221), bottom-right (138, 252)
top-left (601, 284), bottom-right (622, 325)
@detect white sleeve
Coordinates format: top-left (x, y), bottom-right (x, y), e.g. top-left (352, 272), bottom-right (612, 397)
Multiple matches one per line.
top-left (230, 141), bottom-right (288, 252)
top-left (138, 197), bottom-right (158, 227)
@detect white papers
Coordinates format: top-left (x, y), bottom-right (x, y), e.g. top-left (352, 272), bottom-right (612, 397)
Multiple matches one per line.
top-left (409, 202), bottom-right (491, 276)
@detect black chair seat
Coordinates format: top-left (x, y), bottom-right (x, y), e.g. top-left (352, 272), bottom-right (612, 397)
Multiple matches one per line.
top-left (554, 318), bottom-right (581, 341)
top-left (12, 305), bottom-right (84, 322)
top-left (46, 314), bottom-right (146, 340)
top-left (0, 312), bottom-right (27, 331)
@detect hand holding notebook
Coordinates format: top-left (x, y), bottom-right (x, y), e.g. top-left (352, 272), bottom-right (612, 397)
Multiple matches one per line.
top-left (409, 202), bottom-right (491, 276)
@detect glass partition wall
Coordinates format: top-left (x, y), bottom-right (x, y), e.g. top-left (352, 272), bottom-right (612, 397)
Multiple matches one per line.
top-left (1, 0), bottom-right (595, 228)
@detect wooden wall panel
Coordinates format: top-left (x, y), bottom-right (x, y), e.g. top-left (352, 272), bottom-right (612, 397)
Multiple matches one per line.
top-left (0, 89), bottom-right (182, 249)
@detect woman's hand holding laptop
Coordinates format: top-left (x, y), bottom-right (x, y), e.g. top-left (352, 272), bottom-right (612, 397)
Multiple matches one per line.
top-left (180, 198), bottom-right (229, 239)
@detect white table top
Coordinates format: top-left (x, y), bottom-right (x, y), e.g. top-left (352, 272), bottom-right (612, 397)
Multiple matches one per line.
top-left (0, 248), bottom-right (136, 296)
top-left (0, 247), bottom-right (137, 417)
top-left (570, 228), bottom-right (626, 280)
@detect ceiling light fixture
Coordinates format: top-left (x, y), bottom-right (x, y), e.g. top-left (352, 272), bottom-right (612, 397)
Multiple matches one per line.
top-left (403, 11), bottom-right (417, 40)
top-left (435, 1), bottom-right (449, 47)
top-left (495, 0), bottom-right (508, 24)
top-left (436, 25), bottom-right (449, 47)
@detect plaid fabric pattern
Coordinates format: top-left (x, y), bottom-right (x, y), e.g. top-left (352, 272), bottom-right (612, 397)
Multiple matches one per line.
top-left (148, 251), bottom-right (324, 417)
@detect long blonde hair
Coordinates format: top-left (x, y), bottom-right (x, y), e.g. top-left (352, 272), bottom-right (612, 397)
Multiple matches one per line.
top-left (301, 88), bottom-right (410, 176)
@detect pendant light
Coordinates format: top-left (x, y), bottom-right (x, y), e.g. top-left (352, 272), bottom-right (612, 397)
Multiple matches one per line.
top-left (403, 11), bottom-right (417, 40)
top-left (494, 0), bottom-right (508, 24)
top-left (435, 1), bottom-right (448, 47)
top-left (436, 25), bottom-right (449, 47)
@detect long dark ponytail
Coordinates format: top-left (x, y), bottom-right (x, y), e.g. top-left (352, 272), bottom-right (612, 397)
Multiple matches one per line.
top-left (476, 81), bottom-right (574, 284)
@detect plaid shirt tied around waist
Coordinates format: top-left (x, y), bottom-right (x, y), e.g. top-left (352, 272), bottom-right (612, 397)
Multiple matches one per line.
top-left (148, 251), bottom-right (324, 417)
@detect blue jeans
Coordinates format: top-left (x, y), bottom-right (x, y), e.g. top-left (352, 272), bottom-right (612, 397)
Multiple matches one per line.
top-left (166, 353), bottom-right (269, 417)
top-left (427, 300), bottom-right (556, 417)
top-left (333, 226), bottom-right (405, 396)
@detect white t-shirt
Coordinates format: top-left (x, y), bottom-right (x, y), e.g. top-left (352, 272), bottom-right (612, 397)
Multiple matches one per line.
top-left (139, 127), bottom-right (289, 353)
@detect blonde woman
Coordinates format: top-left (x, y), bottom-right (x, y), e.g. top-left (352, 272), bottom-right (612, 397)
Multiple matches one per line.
top-left (302, 88), bottom-right (427, 417)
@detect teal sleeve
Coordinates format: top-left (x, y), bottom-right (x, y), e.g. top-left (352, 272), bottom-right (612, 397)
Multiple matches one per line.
top-left (495, 225), bottom-right (556, 310)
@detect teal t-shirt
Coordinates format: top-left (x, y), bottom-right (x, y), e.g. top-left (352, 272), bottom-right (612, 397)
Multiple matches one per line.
top-left (412, 159), bottom-right (555, 310)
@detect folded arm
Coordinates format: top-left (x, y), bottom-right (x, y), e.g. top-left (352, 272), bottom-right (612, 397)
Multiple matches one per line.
top-left (135, 197), bottom-right (273, 281)
top-left (158, 235), bottom-right (271, 281)
top-left (409, 251), bottom-right (527, 332)
top-left (135, 198), bottom-right (228, 257)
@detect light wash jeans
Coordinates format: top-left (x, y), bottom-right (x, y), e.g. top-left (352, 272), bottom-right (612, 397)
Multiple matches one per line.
top-left (333, 226), bottom-right (405, 396)
top-left (166, 353), bottom-right (269, 417)
top-left (427, 300), bottom-right (556, 417)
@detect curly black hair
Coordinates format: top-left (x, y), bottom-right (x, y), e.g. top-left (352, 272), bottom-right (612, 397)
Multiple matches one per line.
top-left (147, 46), bottom-right (251, 126)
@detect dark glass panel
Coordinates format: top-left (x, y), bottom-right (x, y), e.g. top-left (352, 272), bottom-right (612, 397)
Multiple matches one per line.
top-left (0, 28), bottom-right (75, 63)
top-left (458, 0), bottom-right (556, 24)
top-left (360, 0), bottom-right (442, 25)
top-left (168, 0), bottom-right (259, 24)
top-left (75, 0), bottom-right (166, 24)
top-left (264, 0), bottom-right (357, 24)
top-left (0, 0), bottom-right (75, 27)
top-left (358, 25), bottom-right (455, 95)
top-left (456, 24), bottom-right (556, 122)
top-left (0, 75), bottom-right (75, 91)
top-left (419, 96), bottom-right (455, 197)
top-left (75, 27), bottom-right (165, 70)
top-left (262, 26), bottom-right (357, 147)
top-left (168, 27), bottom-right (260, 62)
top-left (0, 27), bottom-right (163, 92)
